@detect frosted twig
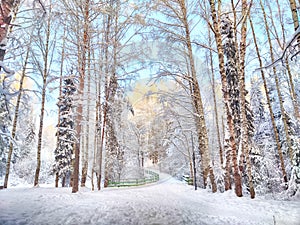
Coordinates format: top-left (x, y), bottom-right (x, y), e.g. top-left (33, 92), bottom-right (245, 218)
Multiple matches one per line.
top-left (255, 26), bottom-right (300, 72)
top-left (0, 61), bottom-right (14, 75)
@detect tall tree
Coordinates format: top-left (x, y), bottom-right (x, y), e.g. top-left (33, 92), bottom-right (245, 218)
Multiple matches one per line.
top-left (237, 0), bottom-right (255, 199)
top-left (80, 43), bottom-right (91, 187)
top-left (208, 0), bottom-right (242, 197)
top-left (32, 1), bottom-right (56, 186)
top-left (71, 0), bottom-right (90, 193)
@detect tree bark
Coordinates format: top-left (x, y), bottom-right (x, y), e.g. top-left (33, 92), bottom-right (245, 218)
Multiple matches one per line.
top-left (34, 80), bottom-right (47, 186)
top-left (72, 0), bottom-right (90, 193)
top-left (101, 7), bottom-right (113, 187)
top-left (289, 0), bottom-right (299, 31)
top-left (238, 0), bottom-right (255, 199)
top-left (209, 0), bottom-right (242, 197)
top-left (81, 40), bottom-right (91, 187)
top-left (179, 0), bottom-right (216, 192)
top-left (34, 7), bottom-right (52, 186)
top-left (96, 66), bottom-right (103, 191)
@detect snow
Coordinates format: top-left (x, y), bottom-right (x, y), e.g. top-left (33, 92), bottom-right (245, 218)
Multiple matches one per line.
top-left (1, 171), bottom-right (300, 225)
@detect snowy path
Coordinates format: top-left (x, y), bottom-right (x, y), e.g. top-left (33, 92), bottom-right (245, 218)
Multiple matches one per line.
top-left (0, 171), bottom-right (300, 225)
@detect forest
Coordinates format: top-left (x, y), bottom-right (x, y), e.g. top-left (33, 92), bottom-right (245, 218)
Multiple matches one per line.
top-left (0, 0), bottom-right (299, 201)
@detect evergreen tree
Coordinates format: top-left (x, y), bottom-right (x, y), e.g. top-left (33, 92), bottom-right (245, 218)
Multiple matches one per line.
top-left (52, 77), bottom-right (77, 186)
top-left (105, 89), bottom-right (126, 185)
top-left (13, 121), bottom-right (37, 184)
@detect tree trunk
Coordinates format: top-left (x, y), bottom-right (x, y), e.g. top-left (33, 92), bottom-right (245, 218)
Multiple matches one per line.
top-left (91, 58), bottom-right (99, 191)
top-left (34, 80), bottom-right (47, 186)
top-left (55, 173), bottom-right (59, 188)
top-left (249, 16), bottom-right (288, 184)
top-left (62, 177), bottom-right (66, 187)
top-left (179, 0), bottom-right (216, 192)
top-left (224, 132), bottom-right (232, 191)
top-left (34, 8), bottom-right (52, 186)
top-left (72, 0), bottom-right (90, 193)
top-left (289, 0), bottom-right (299, 31)
top-left (96, 72), bottom-right (103, 191)
top-left (209, 0), bottom-right (242, 197)
top-left (207, 23), bottom-right (223, 167)
top-left (81, 41), bottom-right (91, 187)
top-left (238, 0), bottom-right (255, 199)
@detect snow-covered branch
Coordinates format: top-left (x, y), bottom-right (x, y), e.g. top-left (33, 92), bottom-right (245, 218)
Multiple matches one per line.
top-left (0, 61), bottom-right (15, 75)
top-left (255, 26), bottom-right (300, 71)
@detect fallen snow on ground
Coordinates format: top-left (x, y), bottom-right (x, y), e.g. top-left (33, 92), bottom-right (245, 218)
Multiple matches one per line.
top-left (0, 172), bottom-right (299, 225)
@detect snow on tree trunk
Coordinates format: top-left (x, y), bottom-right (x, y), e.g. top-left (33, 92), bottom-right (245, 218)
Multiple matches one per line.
top-left (209, 0), bottom-right (242, 197)
top-left (238, 0), bottom-right (255, 199)
top-left (221, 16), bottom-right (241, 145)
top-left (221, 16), bottom-right (244, 196)
top-left (104, 74), bottom-right (122, 183)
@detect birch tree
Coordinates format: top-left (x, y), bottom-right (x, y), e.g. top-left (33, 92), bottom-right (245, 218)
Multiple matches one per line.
top-left (31, 1), bottom-right (57, 186)
top-left (208, 0), bottom-right (242, 197)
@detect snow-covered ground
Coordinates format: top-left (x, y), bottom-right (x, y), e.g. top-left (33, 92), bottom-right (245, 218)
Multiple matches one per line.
top-left (0, 171), bottom-right (299, 225)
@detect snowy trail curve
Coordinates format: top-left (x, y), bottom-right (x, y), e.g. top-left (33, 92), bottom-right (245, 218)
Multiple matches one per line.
top-left (0, 171), bottom-right (300, 225)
